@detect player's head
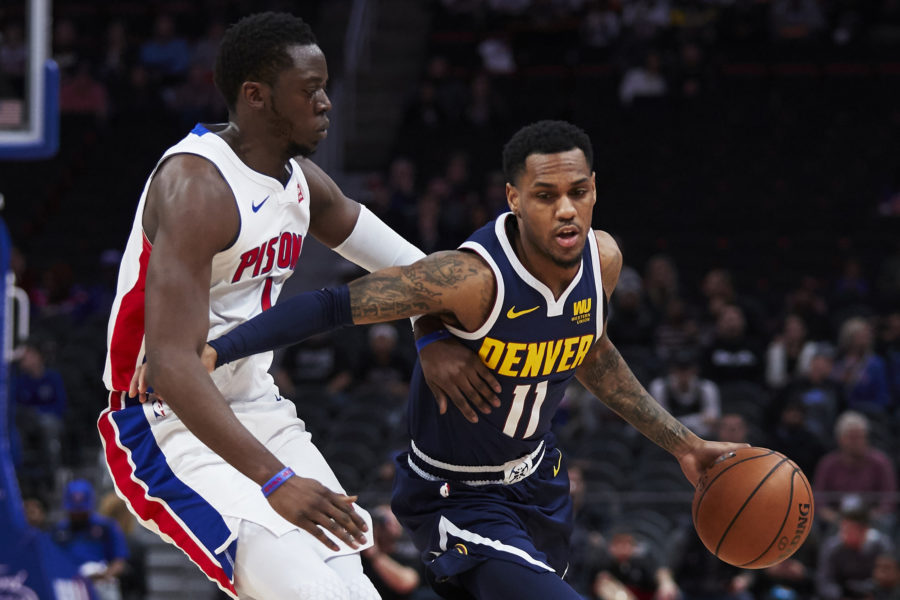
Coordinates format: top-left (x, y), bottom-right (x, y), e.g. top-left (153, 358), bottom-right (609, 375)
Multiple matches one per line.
top-left (502, 120), bottom-right (595, 269)
top-left (215, 12), bottom-right (330, 157)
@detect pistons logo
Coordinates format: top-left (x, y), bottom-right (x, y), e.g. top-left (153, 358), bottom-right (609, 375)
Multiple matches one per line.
top-left (297, 183), bottom-right (305, 203)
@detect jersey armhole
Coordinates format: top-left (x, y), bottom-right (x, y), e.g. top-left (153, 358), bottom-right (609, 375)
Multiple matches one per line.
top-left (445, 244), bottom-right (505, 340)
top-left (142, 151), bottom-right (242, 251)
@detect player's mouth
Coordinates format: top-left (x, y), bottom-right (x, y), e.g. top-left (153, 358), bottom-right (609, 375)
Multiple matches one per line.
top-left (554, 226), bottom-right (580, 248)
top-left (316, 120), bottom-right (330, 139)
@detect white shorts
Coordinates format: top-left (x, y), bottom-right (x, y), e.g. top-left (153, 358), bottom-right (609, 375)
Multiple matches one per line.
top-left (98, 390), bottom-right (374, 598)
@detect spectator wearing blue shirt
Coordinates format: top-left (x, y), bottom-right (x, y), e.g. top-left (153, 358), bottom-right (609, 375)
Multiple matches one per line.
top-left (52, 480), bottom-right (129, 600)
top-left (12, 338), bottom-right (67, 491)
top-left (833, 318), bottom-right (892, 414)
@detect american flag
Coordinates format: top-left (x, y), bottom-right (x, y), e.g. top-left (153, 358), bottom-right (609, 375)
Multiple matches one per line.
top-left (0, 99), bottom-right (24, 128)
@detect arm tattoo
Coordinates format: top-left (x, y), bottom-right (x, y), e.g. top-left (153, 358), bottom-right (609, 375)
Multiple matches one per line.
top-left (578, 342), bottom-right (693, 455)
top-left (349, 252), bottom-right (489, 323)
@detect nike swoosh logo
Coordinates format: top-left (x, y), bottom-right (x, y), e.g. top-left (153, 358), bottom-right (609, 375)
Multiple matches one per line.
top-left (252, 195), bottom-right (270, 213)
top-left (552, 449), bottom-right (562, 477)
top-left (507, 305), bottom-right (539, 319)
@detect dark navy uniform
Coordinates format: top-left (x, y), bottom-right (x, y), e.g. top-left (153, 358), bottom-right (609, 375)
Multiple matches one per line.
top-left (392, 213), bottom-right (607, 597)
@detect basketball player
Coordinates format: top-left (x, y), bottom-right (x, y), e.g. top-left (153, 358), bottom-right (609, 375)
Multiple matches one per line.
top-left (100, 13), bottom-right (499, 600)
top-left (175, 120), bottom-right (749, 598)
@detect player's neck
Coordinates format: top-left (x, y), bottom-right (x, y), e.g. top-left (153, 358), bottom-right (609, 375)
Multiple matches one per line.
top-left (218, 123), bottom-right (292, 184)
top-left (507, 219), bottom-right (579, 299)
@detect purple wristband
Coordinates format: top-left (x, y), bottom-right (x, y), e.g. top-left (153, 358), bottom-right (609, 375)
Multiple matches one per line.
top-left (415, 329), bottom-right (452, 352)
top-left (261, 467), bottom-right (295, 497)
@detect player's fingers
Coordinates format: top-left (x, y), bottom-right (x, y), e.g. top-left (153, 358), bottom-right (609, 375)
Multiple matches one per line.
top-left (324, 502), bottom-right (368, 545)
top-left (128, 369), bottom-right (140, 398)
top-left (316, 508), bottom-right (362, 548)
top-left (427, 385), bottom-right (449, 415)
top-left (454, 377), bottom-right (493, 415)
top-left (472, 362), bottom-right (502, 398)
top-left (302, 518), bottom-right (340, 552)
top-left (327, 492), bottom-right (368, 534)
top-left (464, 374), bottom-right (500, 413)
top-left (446, 390), bottom-right (479, 423)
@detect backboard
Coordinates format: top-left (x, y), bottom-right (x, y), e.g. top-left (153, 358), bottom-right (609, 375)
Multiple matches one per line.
top-left (0, 0), bottom-right (58, 160)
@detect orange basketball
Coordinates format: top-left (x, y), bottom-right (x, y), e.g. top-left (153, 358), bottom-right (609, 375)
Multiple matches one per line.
top-left (692, 447), bottom-right (814, 569)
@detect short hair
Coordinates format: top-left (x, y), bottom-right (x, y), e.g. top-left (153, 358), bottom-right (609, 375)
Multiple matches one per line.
top-left (502, 120), bottom-right (593, 185)
top-left (834, 410), bottom-right (868, 438)
top-left (214, 12), bottom-right (318, 112)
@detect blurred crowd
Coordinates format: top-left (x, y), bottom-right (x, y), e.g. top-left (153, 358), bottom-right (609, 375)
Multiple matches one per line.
top-left (3, 0), bottom-right (900, 599)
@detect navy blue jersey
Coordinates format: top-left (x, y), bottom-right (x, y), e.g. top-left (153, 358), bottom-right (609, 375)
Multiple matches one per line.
top-left (407, 213), bottom-right (606, 481)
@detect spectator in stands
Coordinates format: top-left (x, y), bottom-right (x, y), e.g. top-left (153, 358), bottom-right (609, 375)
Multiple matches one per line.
top-left (98, 491), bottom-right (148, 600)
top-left (670, 522), bottom-right (753, 600)
top-left (875, 311), bottom-right (900, 403)
top-left (590, 527), bottom-right (679, 600)
top-left (716, 412), bottom-right (753, 445)
top-left (138, 14), bottom-right (190, 82)
top-left (642, 254), bottom-right (680, 322)
top-left (774, 342), bottom-right (841, 445)
top-left (619, 52), bottom-right (667, 106)
top-left (654, 297), bottom-right (701, 365)
top-left (873, 553), bottom-right (900, 600)
top-left (784, 276), bottom-right (831, 342)
top-left (567, 463), bottom-right (609, 596)
top-left (833, 317), bottom-right (892, 413)
top-left (11, 338), bottom-right (67, 489)
top-left (649, 348), bottom-right (720, 438)
top-left (580, 1), bottom-right (622, 59)
top-left (766, 314), bottom-right (818, 390)
top-left (813, 411), bottom-right (897, 530)
top-left (766, 399), bottom-right (825, 476)
top-left (477, 33), bottom-right (516, 75)
top-left (274, 331), bottom-right (356, 401)
top-left (0, 22), bottom-right (26, 85)
top-left (51, 480), bottom-right (129, 600)
top-left (60, 61), bottom-right (110, 121)
top-left (816, 497), bottom-right (894, 600)
top-left (360, 504), bottom-right (422, 600)
top-left (22, 496), bottom-right (48, 530)
top-left (703, 304), bottom-right (764, 385)
top-left (164, 62), bottom-right (223, 127)
top-left (608, 269), bottom-right (656, 350)
top-left (356, 324), bottom-right (414, 402)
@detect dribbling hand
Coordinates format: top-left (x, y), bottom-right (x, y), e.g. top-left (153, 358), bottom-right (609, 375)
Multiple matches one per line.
top-left (267, 475), bottom-right (368, 551)
top-left (677, 439), bottom-right (750, 488)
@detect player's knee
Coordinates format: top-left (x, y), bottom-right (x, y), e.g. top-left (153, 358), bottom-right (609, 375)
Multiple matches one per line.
top-left (281, 570), bottom-right (353, 600)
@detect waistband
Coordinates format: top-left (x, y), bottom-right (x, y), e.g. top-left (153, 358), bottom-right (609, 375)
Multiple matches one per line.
top-left (407, 439), bottom-right (546, 486)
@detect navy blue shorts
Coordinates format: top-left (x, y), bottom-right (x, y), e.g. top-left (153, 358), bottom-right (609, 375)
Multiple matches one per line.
top-left (391, 443), bottom-right (573, 596)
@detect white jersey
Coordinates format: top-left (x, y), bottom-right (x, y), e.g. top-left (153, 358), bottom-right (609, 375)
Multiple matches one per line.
top-left (103, 122), bottom-right (310, 402)
top-left (98, 125), bottom-right (371, 598)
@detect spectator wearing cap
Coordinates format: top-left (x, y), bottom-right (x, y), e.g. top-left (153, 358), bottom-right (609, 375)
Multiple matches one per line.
top-left (648, 348), bottom-right (721, 438)
top-left (51, 480), bottom-right (129, 600)
top-left (816, 498), bottom-right (895, 600)
top-left (813, 412), bottom-right (898, 530)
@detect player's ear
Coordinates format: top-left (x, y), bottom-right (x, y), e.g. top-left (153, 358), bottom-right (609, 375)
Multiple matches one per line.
top-left (506, 182), bottom-right (520, 216)
top-left (241, 81), bottom-right (268, 110)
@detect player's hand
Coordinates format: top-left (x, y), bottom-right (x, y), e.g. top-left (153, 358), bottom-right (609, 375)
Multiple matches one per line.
top-left (418, 336), bottom-right (501, 423)
top-left (267, 475), bottom-right (368, 551)
top-left (677, 439), bottom-right (750, 488)
top-left (200, 344), bottom-right (217, 372)
top-left (128, 363), bottom-right (157, 403)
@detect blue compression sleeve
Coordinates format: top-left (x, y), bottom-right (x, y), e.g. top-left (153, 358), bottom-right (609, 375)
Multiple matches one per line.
top-left (208, 285), bottom-right (352, 367)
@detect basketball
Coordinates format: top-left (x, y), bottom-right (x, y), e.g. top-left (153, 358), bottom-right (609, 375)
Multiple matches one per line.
top-left (692, 447), bottom-right (814, 569)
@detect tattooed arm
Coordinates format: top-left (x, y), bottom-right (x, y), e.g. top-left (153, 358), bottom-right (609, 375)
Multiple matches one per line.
top-left (347, 250), bottom-right (495, 332)
top-left (576, 231), bottom-right (746, 487)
